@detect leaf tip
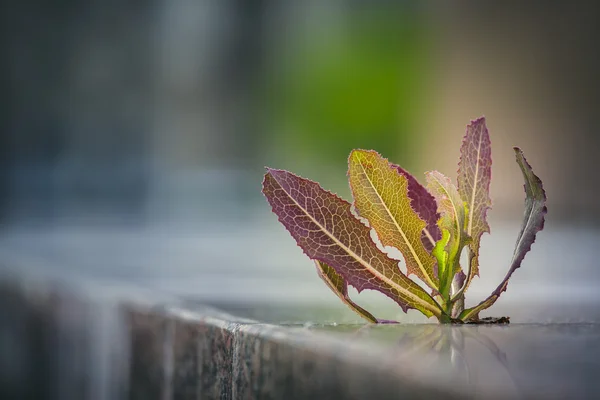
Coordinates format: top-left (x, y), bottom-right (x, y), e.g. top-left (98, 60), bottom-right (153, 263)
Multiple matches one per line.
top-left (263, 167), bottom-right (295, 187)
top-left (262, 167), bottom-right (278, 192)
top-left (348, 148), bottom-right (380, 164)
top-left (261, 168), bottom-right (272, 189)
top-left (347, 149), bottom-right (361, 163)
top-left (264, 166), bottom-right (282, 174)
top-left (263, 167), bottom-right (277, 180)
top-left (468, 115), bottom-right (486, 127)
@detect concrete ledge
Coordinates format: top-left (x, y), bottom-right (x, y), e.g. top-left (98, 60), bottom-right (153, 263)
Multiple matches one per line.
top-left (124, 305), bottom-right (466, 399)
top-left (0, 277), bottom-right (543, 399)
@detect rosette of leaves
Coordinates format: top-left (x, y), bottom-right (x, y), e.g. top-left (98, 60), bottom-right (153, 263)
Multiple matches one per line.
top-left (262, 117), bottom-right (547, 324)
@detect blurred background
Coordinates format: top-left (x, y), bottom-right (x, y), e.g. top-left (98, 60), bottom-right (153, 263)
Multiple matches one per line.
top-left (1, 1), bottom-right (600, 322)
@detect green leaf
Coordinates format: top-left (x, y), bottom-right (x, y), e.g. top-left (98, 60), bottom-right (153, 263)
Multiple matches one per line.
top-left (315, 260), bottom-right (378, 323)
top-left (459, 148), bottom-right (547, 321)
top-left (432, 228), bottom-right (451, 284)
top-left (348, 150), bottom-right (438, 290)
top-left (262, 168), bottom-right (443, 318)
top-left (425, 171), bottom-right (470, 298)
top-left (457, 117), bottom-right (493, 296)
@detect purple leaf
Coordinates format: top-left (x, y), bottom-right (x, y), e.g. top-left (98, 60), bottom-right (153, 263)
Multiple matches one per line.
top-left (392, 164), bottom-right (442, 251)
top-left (457, 117), bottom-right (492, 292)
top-left (452, 270), bottom-right (467, 317)
top-left (454, 270), bottom-right (466, 289)
top-left (459, 148), bottom-right (547, 321)
top-left (262, 168), bottom-right (443, 318)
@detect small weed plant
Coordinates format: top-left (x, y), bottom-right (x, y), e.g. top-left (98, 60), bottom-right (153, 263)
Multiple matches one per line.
top-left (262, 118), bottom-right (547, 323)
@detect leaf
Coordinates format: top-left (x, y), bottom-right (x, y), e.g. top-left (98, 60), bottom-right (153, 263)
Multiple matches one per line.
top-left (457, 117), bottom-right (492, 294)
top-left (262, 168), bottom-right (443, 318)
top-left (426, 171), bottom-right (466, 235)
top-left (426, 171), bottom-right (469, 295)
top-left (459, 148), bottom-right (547, 321)
top-left (451, 271), bottom-right (467, 317)
top-left (454, 270), bottom-right (466, 290)
top-left (314, 260), bottom-right (378, 323)
top-left (431, 228), bottom-right (450, 283)
top-left (392, 164), bottom-right (442, 251)
top-left (348, 150), bottom-right (439, 290)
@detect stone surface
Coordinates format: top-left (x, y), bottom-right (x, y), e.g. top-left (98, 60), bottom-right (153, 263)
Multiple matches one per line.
top-left (2, 275), bottom-right (600, 399)
top-left (171, 319), bottom-right (200, 400)
top-left (127, 309), bottom-right (169, 400)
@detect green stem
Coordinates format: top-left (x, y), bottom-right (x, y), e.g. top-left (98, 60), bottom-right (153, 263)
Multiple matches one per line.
top-left (439, 313), bottom-right (453, 324)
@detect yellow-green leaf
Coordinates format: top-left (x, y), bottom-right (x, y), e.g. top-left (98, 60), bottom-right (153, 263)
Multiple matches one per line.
top-left (348, 150), bottom-right (438, 291)
top-left (425, 171), bottom-right (466, 235)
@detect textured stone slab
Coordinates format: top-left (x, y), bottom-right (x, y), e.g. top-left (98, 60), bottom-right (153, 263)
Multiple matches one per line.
top-left (230, 323), bottom-right (459, 400)
top-left (2, 276), bottom-right (599, 399)
top-left (127, 309), bottom-right (169, 400)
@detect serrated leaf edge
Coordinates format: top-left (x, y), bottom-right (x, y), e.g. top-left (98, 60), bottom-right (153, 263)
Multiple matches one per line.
top-left (457, 116), bottom-right (493, 298)
top-left (459, 147), bottom-right (547, 321)
top-left (262, 168), bottom-right (443, 318)
top-left (349, 149), bottom-right (438, 290)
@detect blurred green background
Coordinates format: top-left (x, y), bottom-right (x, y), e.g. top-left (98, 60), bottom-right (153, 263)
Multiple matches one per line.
top-left (261, 5), bottom-right (430, 193)
top-left (2, 0), bottom-right (600, 322)
top-left (2, 1), bottom-right (599, 224)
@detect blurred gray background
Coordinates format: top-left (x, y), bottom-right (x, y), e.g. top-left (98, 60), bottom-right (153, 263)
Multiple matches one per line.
top-left (1, 1), bottom-right (599, 322)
